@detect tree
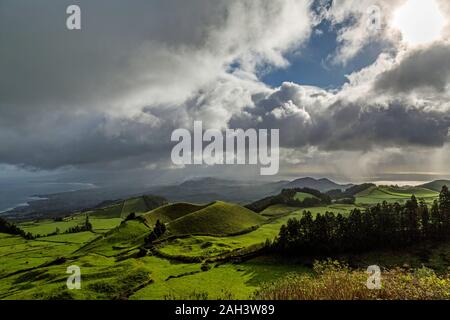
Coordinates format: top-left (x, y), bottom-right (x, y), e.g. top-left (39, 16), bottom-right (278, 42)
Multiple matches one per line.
top-left (430, 200), bottom-right (441, 239)
top-left (419, 200), bottom-right (430, 238)
top-left (85, 215), bottom-right (93, 231)
top-left (125, 212), bottom-right (136, 221)
top-left (404, 195), bottom-right (419, 243)
top-left (154, 220), bottom-right (166, 237)
top-left (145, 220), bottom-right (166, 245)
top-left (439, 186), bottom-right (450, 232)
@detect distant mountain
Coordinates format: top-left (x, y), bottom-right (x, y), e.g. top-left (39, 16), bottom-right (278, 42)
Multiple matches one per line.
top-left (285, 177), bottom-right (353, 192)
top-left (419, 180), bottom-right (450, 192)
top-left (179, 177), bottom-right (237, 188)
top-left (144, 177), bottom-right (353, 204)
top-left (148, 178), bottom-right (286, 204)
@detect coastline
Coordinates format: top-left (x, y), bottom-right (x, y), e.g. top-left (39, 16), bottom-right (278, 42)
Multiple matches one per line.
top-left (0, 182), bottom-right (96, 214)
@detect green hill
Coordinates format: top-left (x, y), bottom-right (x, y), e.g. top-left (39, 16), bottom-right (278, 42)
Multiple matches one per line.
top-left (87, 195), bottom-right (167, 219)
top-left (420, 180), bottom-right (450, 192)
top-left (121, 197), bottom-right (149, 218)
top-left (140, 203), bottom-right (208, 226)
top-left (78, 220), bottom-right (150, 256)
top-left (166, 201), bottom-right (266, 236)
top-left (88, 203), bottom-right (123, 219)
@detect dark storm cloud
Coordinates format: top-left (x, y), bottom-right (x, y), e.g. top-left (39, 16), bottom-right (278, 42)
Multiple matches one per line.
top-left (0, 0), bottom-right (224, 116)
top-left (0, 111), bottom-right (177, 169)
top-left (230, 83), bottom-right (450, 151)
top-left (0, 0), bottom-right (224, 168)
top-left (316, 101), bottom-right (450, 150)
top-left (374, 44), bottom-right (450, 94)
top-left (0, 0), bottom-right (313, 169)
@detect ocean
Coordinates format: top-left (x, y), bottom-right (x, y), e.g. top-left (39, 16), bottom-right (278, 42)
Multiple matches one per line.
top-left (0, 181), bottom-right (96, 213)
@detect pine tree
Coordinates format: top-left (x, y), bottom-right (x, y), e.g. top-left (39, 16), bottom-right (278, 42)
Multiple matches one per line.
top-left (430, 200), bottom-right (441, 239)
top-left (145, 220), bottom-right (167, 245)
top-left (85, 214), bottom-right (93, 231)
top-left (439, 186), bottom-right (450, 232)
top-left (419, 200), bottom-right (430, 239)
top-left (404, 195), bottom-right (419, 243)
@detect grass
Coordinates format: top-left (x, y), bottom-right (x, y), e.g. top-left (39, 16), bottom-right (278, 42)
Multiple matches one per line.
top-left (88, 203), bottom-right (123, 219)
top-left (78, 220), bottom-right (150, 257)
top-left (294, 192), bottom-right (318, 202)
top-left (260, 204), bottom-right (298, 218)
top-left (0, 248), bottom-right (310, 300)
top-left (37, 232), bottom-right (98, 244)
top-left (0, 233), bottom-right (80, 278)
top-left (356, 186), bottom-right (438, 205)
top-left (19, 216), bottom-right (123, 236)
top-left (420, 180), bottom-right (450, 192)
top-left (121, 197), bottom-right (149, 218)
top-left (130, 256), bottom-right (309, 300)
top-left (90, 218), bottom-right (124, 232)
top-left (0, 253), bottom-right (153, 300)
top-left (141, 203), bottom-right (208, 226)
top-left (86, 195), bottom-right (166, 220)
top-left (20, 218), bottom-right (84, 236)
top-left (166, 201), bottom-right (267, 236)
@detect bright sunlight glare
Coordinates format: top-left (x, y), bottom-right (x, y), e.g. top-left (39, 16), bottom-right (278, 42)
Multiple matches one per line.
top-left (392, 0), bottom-right (446, 46)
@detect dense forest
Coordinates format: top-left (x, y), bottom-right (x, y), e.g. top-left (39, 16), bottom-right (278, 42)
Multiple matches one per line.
top-left (274, 186), bottom-right (450, 256)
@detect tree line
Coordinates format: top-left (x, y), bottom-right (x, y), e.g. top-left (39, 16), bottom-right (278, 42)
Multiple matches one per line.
top-left (273, 186), bottom-right (450, 256)
top-left (0, 217), bottom-right (34, 240)
top-left (247, 188), bottom-right (332, 213)
top-left (64, 215), bottom-right (93, 234)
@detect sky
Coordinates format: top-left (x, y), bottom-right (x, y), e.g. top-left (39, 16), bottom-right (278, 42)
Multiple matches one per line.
top-left (1, 0), bottom-right (450, 185)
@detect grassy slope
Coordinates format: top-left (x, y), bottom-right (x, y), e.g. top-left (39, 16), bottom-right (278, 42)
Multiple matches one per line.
top-left (121, 197), bottom-right (149, 218)
top-left (420, 180), bottom-right (450, 192)
top-left (20, 218), bottom-right (84, 236)
top-left (294, 192), bottom-right (319, 202)
top-left (86, 195), bottom-right (166, 220)
top-left (78, 220), bottom-right (150, 257)
top-left (0, 233), bottom-right (80, 278)
top-left (131, 256), bottom-right (309, 300)
top-left (356, 186), bottom-right (438, 205)
top-left (88, 203), bottom-right (123, 219)
top-left (141, 203), bottom-right (208, 227)
top-left (19, 215), bottom-right (123, 236)
top-left (0, 253), bottom-right (153, 300)
top-left (166, 201), bottom-right (267, 236)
